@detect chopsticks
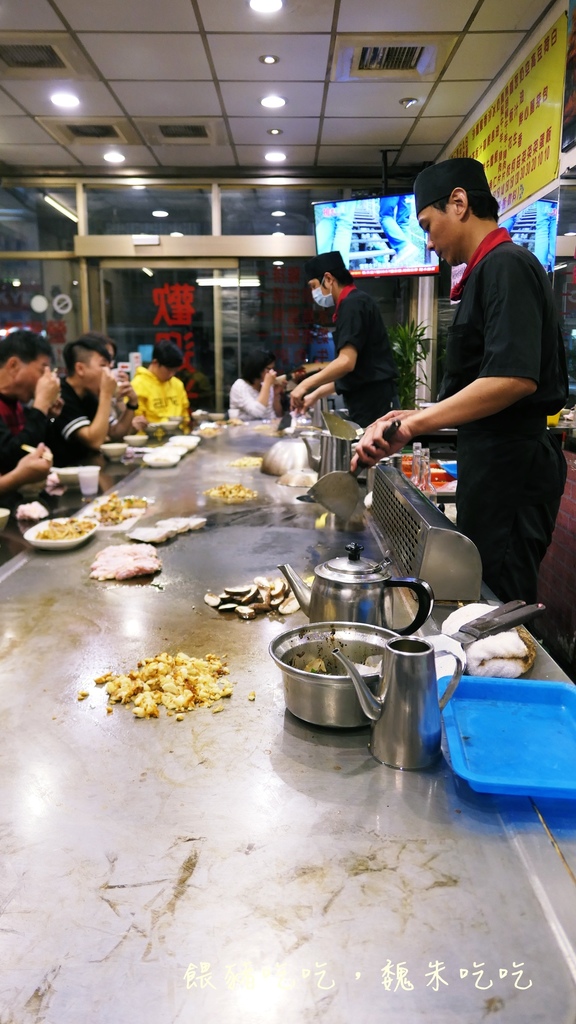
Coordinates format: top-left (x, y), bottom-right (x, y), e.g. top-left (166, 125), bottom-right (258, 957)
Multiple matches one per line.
top-left (21, 444), bottom-right (52, 462)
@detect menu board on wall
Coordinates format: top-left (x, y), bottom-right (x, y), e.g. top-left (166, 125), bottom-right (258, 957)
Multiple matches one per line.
top-left (452, 15), bottom-right (566, 216)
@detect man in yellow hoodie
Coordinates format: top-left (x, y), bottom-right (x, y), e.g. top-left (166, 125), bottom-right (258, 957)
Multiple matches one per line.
top-left (131, 341), bottom-right (190, 423)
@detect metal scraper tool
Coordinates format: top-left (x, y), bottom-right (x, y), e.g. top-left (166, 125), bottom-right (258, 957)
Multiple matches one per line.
top-left (321, 411), bottom-right (360, 440)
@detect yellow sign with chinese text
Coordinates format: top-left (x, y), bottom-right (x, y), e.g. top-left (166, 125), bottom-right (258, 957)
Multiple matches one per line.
top-left (452, 15), bottom-right (567, 215)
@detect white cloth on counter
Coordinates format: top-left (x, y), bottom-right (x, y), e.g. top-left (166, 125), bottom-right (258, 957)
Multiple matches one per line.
top-left (441, 602), bottom-right (536, 678)
top-left (129, 517), bottom-right (206, 543)
top-left (15, 501), bottom-right (49, 520)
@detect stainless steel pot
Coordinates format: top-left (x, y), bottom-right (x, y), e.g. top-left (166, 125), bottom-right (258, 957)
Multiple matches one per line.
top-left (261, 438), bottom-right (311, 476)
top-left (268, 621), bottom-right (398, 728)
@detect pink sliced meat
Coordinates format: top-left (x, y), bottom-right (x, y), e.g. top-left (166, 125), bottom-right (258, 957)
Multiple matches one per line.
top-left (90, 543), bottom-right (162, 580)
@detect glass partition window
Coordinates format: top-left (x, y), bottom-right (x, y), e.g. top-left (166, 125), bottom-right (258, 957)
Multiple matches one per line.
top-left (0, 187), bottom-right (76, 251)
top-left (221, 188), bottom-right (346, 236)
top-left (86, 187), bottom-right (211, 236)
top-left (0, 258), bottom-right (82, 368)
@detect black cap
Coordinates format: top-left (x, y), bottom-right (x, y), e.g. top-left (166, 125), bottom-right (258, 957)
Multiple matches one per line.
top-left (304, 250), bottom-right (348, 281)
top-left (414, 158), bottom-right (492, 216)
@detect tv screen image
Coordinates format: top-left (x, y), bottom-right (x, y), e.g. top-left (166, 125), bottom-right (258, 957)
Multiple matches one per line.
top-left (312, 194), bottom-right (439, 278)
top-left (501, 198), bottom-right (558, 273)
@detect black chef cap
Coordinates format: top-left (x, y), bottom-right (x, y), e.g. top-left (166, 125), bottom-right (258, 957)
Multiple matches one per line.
top-left (414, 158), bottom-right (492, 215)
top-left (304, 250), bottom-right (348, 281)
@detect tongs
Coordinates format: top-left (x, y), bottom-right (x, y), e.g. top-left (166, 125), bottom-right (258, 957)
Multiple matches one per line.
top-left (446, 600), bottom-right (546, 648)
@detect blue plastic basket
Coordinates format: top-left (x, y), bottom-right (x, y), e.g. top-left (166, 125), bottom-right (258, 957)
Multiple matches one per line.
top-left (438, 675), bottom-right (576, 799)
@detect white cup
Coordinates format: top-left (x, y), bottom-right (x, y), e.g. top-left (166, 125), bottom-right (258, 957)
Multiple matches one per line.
top-left (77, 465), bottom-right (100, 497)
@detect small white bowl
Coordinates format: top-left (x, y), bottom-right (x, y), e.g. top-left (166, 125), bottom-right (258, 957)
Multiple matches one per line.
top-left (166, 435), bottom-right (201, 450)
top-left (142, 451), bottom-right (181, 469)
top-left (167, 416), bottom-right (183, 424)
top-left (191, 409), bottom-right (208, 421)
top-left (100, 443), bottom-right (128, 462)
top-left (18, 482), bottom-right (45, 498)
top-left (123, 433), bottom-right (148, 446)
top-left (208, 412), bottom-right (226, 422)
top-left (162, 444), bottom-right (188, 458)
top-left (0, 507), bottom-right (10, 531)
top-left (54, 467), bottom-right (81, 487)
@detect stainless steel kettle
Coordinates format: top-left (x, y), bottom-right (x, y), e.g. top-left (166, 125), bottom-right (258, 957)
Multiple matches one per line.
top-left (301, 431), bottom-right (352, 478)
top-left (278, 542), bottom-right (434, 635)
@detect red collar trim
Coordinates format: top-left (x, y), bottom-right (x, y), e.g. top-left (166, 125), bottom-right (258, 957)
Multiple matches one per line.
top-left (332, 284), bottom-right (356, 322)
top-left (450, 227), bottom-right (512, 300)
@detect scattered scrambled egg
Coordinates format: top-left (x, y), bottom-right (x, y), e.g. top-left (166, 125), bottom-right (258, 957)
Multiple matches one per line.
top-left (95, 651), bottom-right (233, 718)
top-left (36, 518), bottom-right (96, 541)
top-left (203, 483), bottom-right (258, 503)
top-left (228, 456), bottom-right (263, 468)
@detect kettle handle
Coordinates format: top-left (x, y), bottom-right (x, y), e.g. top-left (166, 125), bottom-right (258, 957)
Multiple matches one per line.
top-left (437, 651), bottom-right (465, 711)
top-left (381, 577), bottom-right (434, 635)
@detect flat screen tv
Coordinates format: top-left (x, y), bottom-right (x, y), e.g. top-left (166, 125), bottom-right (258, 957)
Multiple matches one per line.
top-left (312, 194), bottom-right (439, 277)
top-left (500, 198), bottom-right (558, 273)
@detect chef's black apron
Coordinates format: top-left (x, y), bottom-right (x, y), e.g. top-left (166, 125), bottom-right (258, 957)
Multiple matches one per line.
top-left (342, 379), bottom-right (400, 428)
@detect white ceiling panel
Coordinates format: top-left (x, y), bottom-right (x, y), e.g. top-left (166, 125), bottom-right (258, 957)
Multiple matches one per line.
top-left (228, 117), bottom-right (319, 145)
top-left (409, 116), bottom-right (466, 145)
top-left (337, 0), bottom-right (479, 33)
top-left (219, 81), bottom-right (325, 118)
top-left (317, 145), bottom-right (383, 165)
top-left (472, 0), bottom-right (551, 32)
top-left (443, 32), bottom-right (525, 81)
top-left (324, 82), bottom-right (433, 118)
top-left (394, 144), bottom-right (444, 166)
top-left (321, 117), bottom-right (412, 146)
top-left (207, 34), bottom-right (331, 82)
top-left (78, 34), bottom-right (211, 81)
top-left (0, 0), bottom-right (64, 31)
top-left (197, 0), bottom-right (338, 34)
top-left (74, 146), bottom-right (159, 167)
top-left (56, 0), bottom-right (198, 32)
top-left (151, 145), bottom-right (236, 167)
top-left (0, 117), bottom-right (56, 144)
top-left (424, 80), bottom-right (492, 118)
top-left (1, 80), bottom-right (123, 117)
top-left (235, 145), bottom-right (317, 166)
top-left (0, 89), bottom-right (25, 116)
top-left (0, 144), bottom-right (82, 166)
top-left (109, 81), bottom-right (222, 118)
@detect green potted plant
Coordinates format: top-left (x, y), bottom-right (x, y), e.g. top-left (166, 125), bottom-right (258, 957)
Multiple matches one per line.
top-left (388, 320), bottom-right (431, 408)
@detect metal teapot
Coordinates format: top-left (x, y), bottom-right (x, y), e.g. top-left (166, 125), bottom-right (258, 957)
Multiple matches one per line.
top-left (278, 542), bottom-right (434, 635)
top-left (301, 430), bottom-right (352, 478)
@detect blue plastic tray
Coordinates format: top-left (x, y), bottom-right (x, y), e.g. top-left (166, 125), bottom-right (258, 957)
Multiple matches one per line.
top-left (438, 675), bottom-right (576, 799)
top-left (437, 459), bottom-right (458, 479)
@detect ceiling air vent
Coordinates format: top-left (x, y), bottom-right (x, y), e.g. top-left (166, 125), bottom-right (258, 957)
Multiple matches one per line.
top-left (159, 124), bottom-right (209, 139)
top-left (332, 33), bottom-right (458, 83)
top-left (36, 117), bottom-right (141, 145)
top-left (134, 118), bottom-right (225, 146)
top-left (0, 44), bottom-right (65, 69)
top-left (0, 32), bottom-right (95, 79)
top-left (67, 124), bottom-right (120, 139)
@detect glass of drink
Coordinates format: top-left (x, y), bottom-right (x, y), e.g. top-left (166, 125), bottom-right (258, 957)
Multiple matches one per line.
top-left (77, 465), bottom-right (100, 497)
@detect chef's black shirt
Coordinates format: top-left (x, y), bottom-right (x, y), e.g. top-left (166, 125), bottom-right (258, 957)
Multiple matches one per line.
top-left (332, 288), bottom-right (399, 426)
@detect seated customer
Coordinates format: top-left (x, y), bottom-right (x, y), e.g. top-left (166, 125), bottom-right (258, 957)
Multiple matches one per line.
top-left (229, 349), bottom-right (284, 420)
top-left (79, 330), bottom-right (147, 431)
top-left (0, 329), bottom-right (61, 473)
top-left (0, 444), bottom-right (52, 494)
top-left (131, 341), bottom-right (190, 423)
top-left (55, 335), bottom-right (140, 463)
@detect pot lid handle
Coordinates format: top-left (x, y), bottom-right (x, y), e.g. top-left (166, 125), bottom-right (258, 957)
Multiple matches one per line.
top-left (345, 542), bottom-right (364, 561)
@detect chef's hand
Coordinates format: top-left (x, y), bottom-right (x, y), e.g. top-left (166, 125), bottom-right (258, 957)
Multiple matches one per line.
top-left (34, 368), bottom-right (61, 413)
top-left (351, 411), bottom-right (415, 470)
top-left (290, 382), bottom-right (307, 411)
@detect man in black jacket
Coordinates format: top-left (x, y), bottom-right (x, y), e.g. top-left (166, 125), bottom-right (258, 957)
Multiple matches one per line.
top-left (0, 329), bottom-right (60, 473)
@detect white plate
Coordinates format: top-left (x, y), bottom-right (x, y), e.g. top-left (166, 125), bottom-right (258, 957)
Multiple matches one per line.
top-left (142, 452), bottom-right (181, 468)
top-left (166, 435), bottom-right (201, 450)
top-left (161, 444), bottom-right (188, 458)
top-left (24, 517), bottom-right (98, 550)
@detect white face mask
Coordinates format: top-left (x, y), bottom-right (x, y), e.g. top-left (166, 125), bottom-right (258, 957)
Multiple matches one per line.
top-left (311, 284), bottom-right (334, 308)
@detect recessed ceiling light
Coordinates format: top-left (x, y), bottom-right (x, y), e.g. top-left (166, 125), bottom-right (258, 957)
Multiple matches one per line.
top-left (399, 97), bottom-right (418, 109)
top-left (272, 231), bottom-right (285, 237)
top-left (12, 278), bottom-right (21, 287)
top-left (271, 210), bottom-right (285, 216)
top-left (250, 0), bottom-right (282, 11)
top-left (152, 210), bottom-right (169, 217)
top-left (50, 91), bottom-right (79, 109)
top-left (104, 151), bottom-right (125, 163)
top-left (273, 260), bottom-right (284, 266)
top-left (170, 231), bottom-right (184, 237)
top-left (142, 267), bottom-right (154, 277)
top-left (261, 95), bottom-right (285, 109)
top-left (265, 152), bottom-right (286, 162)
top-left (259, 54), bottom-right (279, 64)
top-left (268, 128), bottom-right (283, 135)
top-left (132, 184), bottom-right (146, 190)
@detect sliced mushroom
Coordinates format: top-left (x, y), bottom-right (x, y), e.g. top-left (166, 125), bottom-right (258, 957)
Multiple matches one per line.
top-left (204, 592), bottom-right (222, 608)
top-left (247, 602), bottom-right (269, 615)
top-left (224, 584), bottom-right (254, 598)
top-left (253, 575), bottom-right (272, 589)
top-left (218, 602), bottom-right (239, 613)
top-left (257, 586), bottom-right (271, 605)
top-left (270, 580), bottom-right (287, 600)
top-left (270, 595), bottom-right (285, 608)
top-left (279, 595), bottom-right (300, 615)
top-left (235, 606), bottom-right (256, 620)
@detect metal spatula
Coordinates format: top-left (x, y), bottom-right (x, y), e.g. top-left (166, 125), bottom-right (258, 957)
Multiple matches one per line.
top-left (321, 411), bottom-right (360, 440)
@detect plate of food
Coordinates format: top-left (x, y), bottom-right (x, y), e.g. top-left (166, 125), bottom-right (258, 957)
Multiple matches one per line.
top-left (24, 516), bottom-right (98, 550)
top-left (165, 435), bottom-right (201, 451)
top-left (87, 492), bottom-right (152, 530)
top-left (142, 451), bottom-right (181, 468)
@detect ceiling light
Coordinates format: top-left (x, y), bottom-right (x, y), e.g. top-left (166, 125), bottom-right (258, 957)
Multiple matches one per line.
top-left (399, 97), bottom-right (418, 109)
top-left (265, 152), bottom-right (286, 162)
top-left (132, 184), bottom-right (146, 190)
top-left (11, 278), bottom-right (21, 287)
top-left (44, 194), bottom-right (79, 223)
top-left (271, 210), bottom-right (285, 216)
top-left (104, 151), bottom-right (125, 163)
top-left (170, 231), bottom-right (184, 237)
top-left (50, 91), bottom-right (79, 109)
top-left (250, 0), bottom-right (283, 11)
top-left (152, 210), bottom-right (169, 217)
top-left (565, 231), bottom-right (576, 236)
top-left (268, 128), bottom-right (283, 135)
top-left (197, 277), bottom-right (261, 287)
top-left (261, 95), bottom-right (285, 109)
top-left (272, 231), bottom-right (285, 237)
top-left (259, 54), bottom-right (279, 64)
top-left (273, 260), bottom-right (284, 266)
top-left (142, 267), bottom-right (154, 277)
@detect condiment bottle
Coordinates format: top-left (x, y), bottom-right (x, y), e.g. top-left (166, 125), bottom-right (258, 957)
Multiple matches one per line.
top-left (417, 448), bottom-right (437, 504)
top-left (410, 441), bottom-right (422, 486)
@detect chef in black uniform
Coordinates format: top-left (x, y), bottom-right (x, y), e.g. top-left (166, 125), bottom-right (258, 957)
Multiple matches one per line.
top-left (290, 251), bottom-right (399, 428)
top-left (353, 158), bottom-right (567, 604)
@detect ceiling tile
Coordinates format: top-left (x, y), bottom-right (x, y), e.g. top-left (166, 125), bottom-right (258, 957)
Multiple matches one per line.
top-left (409, 115), bottom-right (466, 145)
top-left (394, 144), bottom-right (444, 166)
top-left (321, 117), bottom-right (412, 146)
top-left (317, 145), bottom-right (383, 166)
top-left (207, 34), bottom-right (330, 82)
top-left (338, 0), bottom-right (479, 33)
top-left (0, 0), bottom-right (64, 30)
top-left (151, 145), bottom-right (236, 167)
top-left (0, 89), bottom-right (25, 116)
top-left (228, 117), bottom-right (319, 145)
top-left (1, 80), bottom-right (123, 117)
top-left (78, 33), bottom-right (211, 81)
top-left (0, 144), bottom-right (82, 166)
top-left (56, 0), bottom-right (198, 31)
top-left (325, 82), bottom-right (432, 118)
top-left (471, 0), bottom-right (549, 32)
top-left (219, 81), bottom-right (324, 118)
top-left (197, 0), bottom-right (338, 33)
top-left (0, 117), bottom-right (56, 144)
top-left (74, 146), bottom-right (159, 167)
top-left (235, 145), bottom-right (317, 166)
top-left (424, 80), bottom-right (492, 117)
top-left (443, 32), bottom-right (525, 81)
top-left (110, 81), bottom-right (221, 118)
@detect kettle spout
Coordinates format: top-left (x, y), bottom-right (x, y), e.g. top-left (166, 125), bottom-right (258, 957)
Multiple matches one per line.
top-left (332, 649), bottom-right (382, 722)
top-left (277, 564), bottom-right (311, 615)
top-left (300, 433), bottom-right (320, 472)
